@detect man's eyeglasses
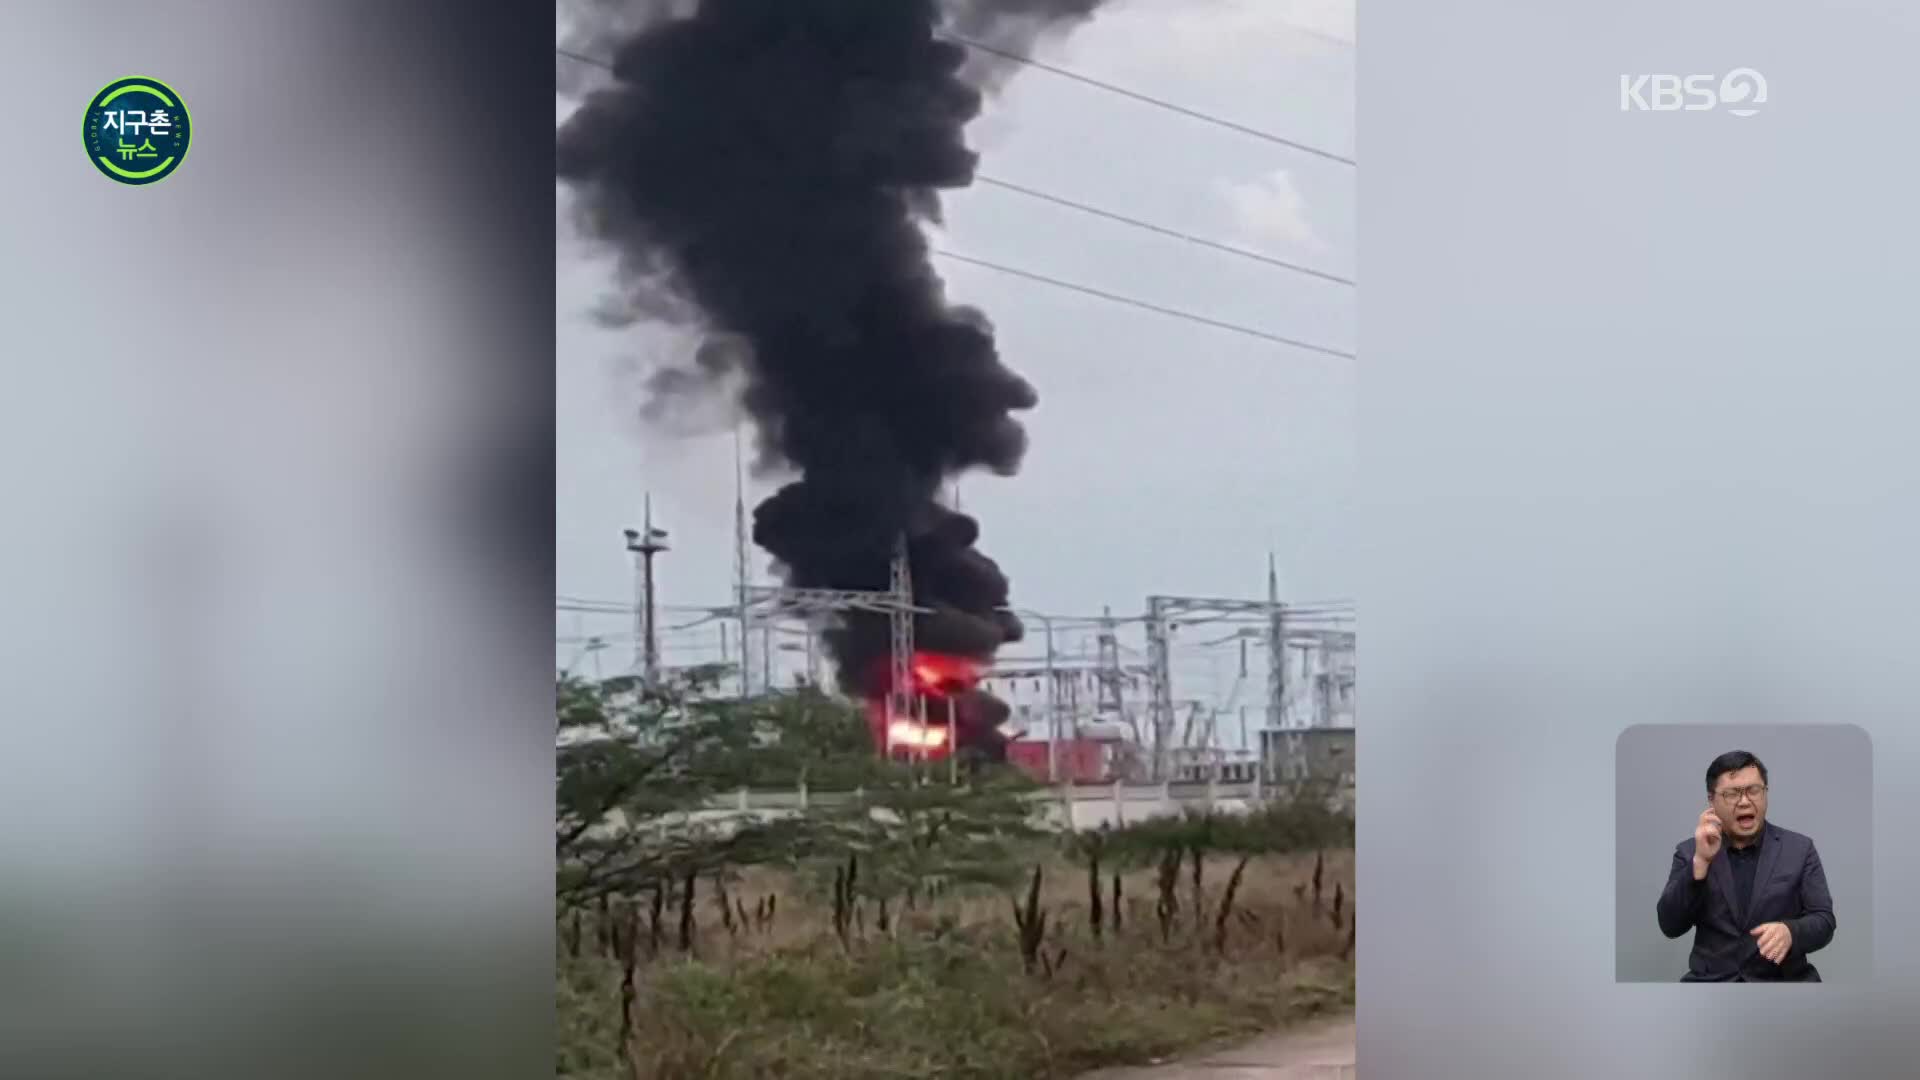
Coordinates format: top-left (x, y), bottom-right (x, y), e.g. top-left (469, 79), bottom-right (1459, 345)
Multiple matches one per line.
top-left (1714, 784), bottom-right (1768, 803)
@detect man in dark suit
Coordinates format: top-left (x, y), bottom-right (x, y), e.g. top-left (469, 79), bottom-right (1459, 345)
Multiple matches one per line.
top-left (1656, 750), bottom-right (1835, 982)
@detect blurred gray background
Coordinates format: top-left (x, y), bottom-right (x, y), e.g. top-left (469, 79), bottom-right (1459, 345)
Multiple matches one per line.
top-left (0, 4), bottom-right (552, 1078)
top-left (1614, 725), bottom-right (1872, 983)
top-left (1362, 0), bottom-right (1920, 1075)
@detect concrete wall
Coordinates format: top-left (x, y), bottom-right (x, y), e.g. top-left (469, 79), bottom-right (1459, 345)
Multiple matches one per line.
top-left (587, 780), bottom-right (1347, 838)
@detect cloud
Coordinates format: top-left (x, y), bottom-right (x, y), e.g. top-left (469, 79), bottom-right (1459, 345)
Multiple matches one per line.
top-left (1217, 168), bottom-right (1323, 253)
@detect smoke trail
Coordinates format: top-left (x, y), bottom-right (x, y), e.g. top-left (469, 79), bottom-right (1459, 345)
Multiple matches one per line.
top-left (558, 0), bottom-right (1108, 754)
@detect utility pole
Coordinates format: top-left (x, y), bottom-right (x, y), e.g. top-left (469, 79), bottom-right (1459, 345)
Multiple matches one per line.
top-left (1042, 616), bottom-right (1057, 782)
top-left (623, 496), bottom-right (669, 685)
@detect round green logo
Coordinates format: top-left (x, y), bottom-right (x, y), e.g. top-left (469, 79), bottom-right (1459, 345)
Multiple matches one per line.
top-left (84, 77), bottom-right (191, 185)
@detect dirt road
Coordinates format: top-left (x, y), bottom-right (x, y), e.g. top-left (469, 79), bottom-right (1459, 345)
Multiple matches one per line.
top-left (1075, 1014), bottom-right (1355, 1079)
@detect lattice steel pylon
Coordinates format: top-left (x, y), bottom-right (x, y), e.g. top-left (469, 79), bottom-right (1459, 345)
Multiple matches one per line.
top-left (1144, 597), bottom-right (1174, 781)
top-left (733, 425), bottom-right (753, 696)
top-left (1095, 606), bottom-right (1124, 715)
top-left (734, 535), bottom-right (925, 758)
top-left (1142, 582), bottom-right (1351, 783)
top-left (887, 534), bottom-right (915, 757)
top-left (1266, 557), bottom-right (1293, 784)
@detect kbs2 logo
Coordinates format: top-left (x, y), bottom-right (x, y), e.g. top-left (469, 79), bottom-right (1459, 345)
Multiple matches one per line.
top-left (1619, 68), bottom-right (1767, 117)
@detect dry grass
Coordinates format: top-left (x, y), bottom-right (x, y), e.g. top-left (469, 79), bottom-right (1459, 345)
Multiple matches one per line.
top-left (558, 849), bottom-right (1355, 1080)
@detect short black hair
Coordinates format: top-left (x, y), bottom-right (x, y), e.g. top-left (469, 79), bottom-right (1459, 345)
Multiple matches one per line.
top-left (1706, 750), bottom-right (1768, 795)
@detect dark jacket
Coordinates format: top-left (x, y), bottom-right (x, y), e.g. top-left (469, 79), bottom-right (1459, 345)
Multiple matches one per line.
top-left (1656, 822), bottom-right (1834, 982)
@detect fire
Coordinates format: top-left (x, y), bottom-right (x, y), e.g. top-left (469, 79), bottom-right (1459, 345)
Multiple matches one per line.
top-left (909, 652), bottom-right (984, 695)
top-left (867, 651), bottom-right (985, 759)
top-left (887, 720), bottom-right (950, 750)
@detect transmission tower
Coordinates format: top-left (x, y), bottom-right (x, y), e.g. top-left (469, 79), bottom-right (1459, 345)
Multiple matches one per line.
top-left (1095, 606), bottom-right (1125, 715)
top-left (1143, 580), bottom-right (1349, 782)
top-left (1266, 556), bottom-right (1292, 782)
top-left (733, 425), bottom-right (753, 696)
top-left (887, 534), bottom-right (915, 756)
top-left (1144, 596), bottom-right (1173, 780)
top-left (733, 535), bottom-right (925, 758)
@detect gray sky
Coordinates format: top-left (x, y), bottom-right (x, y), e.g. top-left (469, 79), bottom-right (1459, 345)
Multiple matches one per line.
top-left (556, 0), bottom-right (1355, 709)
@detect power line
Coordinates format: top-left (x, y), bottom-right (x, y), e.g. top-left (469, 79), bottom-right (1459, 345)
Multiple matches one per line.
top-left (974, 174), bottom-right (1352, 287)
top-left (563, 595), bottom-right (1350, 621)
top-left (557, 597), bottom-right (748, 616)
top-left (557, 45), bottom-right (1355, 353)
top-left (937, 33), bottom-right (1354, 166)
top-left (1273, 17), bottom-right (1356, 50)
top-left (556, 45), bottom-right (607, 71)
top-left (559, 631), bottom-right (692, 643)
top-left (558, 47), bottom-right (1356, 268)
top-left (933, 249), bottom-right (1353, 359)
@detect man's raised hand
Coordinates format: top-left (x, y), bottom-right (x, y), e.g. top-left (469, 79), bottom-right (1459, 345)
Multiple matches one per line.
top-left (1692, 807), bottom-right (1723, 879)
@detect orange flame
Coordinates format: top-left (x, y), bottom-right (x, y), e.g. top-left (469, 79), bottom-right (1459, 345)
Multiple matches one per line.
top-left (908, 652), bottom-right (984, 695)
top-left (887, 720), bottom-right (951, 750)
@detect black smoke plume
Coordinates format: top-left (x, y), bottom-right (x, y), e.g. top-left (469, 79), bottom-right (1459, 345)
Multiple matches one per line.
top-left (558, 0), bottom-right (1107, 756)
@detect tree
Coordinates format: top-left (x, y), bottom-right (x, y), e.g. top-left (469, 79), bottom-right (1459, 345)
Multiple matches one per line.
top-left (799, 765), bottom-right (1046, 912)
top-left (555, 668), bottom-right (826, 905)
top-left (1081, 778), bottom-right (1356, 868)
top-left (555, 670), bottom-right (1049, 911)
